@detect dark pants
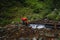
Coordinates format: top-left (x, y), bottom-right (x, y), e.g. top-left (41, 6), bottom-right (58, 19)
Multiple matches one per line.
top-left (22, 21), bottom-right (28, 26)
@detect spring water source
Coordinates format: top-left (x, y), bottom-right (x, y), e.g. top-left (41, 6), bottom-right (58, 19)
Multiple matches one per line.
top-left (29, 24), bottom-right (46, 29)
top-left (29, 24), bottom-right (55, 29)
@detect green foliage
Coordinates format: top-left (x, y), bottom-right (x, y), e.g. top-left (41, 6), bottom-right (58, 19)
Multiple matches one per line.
top-left (56, 13), bottom-right (60, 21)
top-left (0, 0), bottom-right (60, 26)
top-left (46, 11), bottom-right (58, 20)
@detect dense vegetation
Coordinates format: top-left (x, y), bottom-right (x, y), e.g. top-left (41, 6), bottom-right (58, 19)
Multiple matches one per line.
top-left (0, 0), bottom-right (60, 26)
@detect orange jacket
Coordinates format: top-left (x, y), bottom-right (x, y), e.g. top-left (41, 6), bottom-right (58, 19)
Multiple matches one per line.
top-left (21, 17), bottom-right (27, 21)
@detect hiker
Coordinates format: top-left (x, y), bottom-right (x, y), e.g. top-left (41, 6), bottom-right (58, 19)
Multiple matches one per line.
top-left (21, 17), bottom-right (29, 26)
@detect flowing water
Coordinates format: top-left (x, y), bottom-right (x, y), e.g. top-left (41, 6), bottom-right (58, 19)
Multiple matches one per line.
top-left (29, 24), bottom-right (45, 29)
